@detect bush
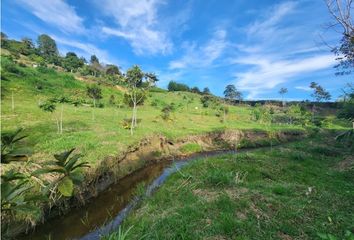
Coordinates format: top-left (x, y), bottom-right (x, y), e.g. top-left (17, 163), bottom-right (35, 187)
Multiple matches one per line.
top-left (1, 56), bottom-right (22, 75)
top-left (161, 104), bottom-right (175, 121)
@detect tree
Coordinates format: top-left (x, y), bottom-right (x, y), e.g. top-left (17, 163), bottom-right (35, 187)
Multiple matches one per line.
top-left (39, 99), bottom-right (60, 133)
top-left (279, 87), bottom-right (288, 107)
top-left (62, 52), bottom-right (84, 72)
top-left (20, 37), bottom-right (35, 55)
top-left (325, 0), bottom-right (354, 74)
top-left (37, 34), bottom-right (58, 62)
top-left (224, 84), bottom-right (236, 101)
top-left (90, 55), bottom-right (99, 64)
top-left (224, 84), bottom-right (238, 101)
top-left (39, 97), bottom-right (68, 134)
top-left (337, 83), bottom-right (354, 127)
top-left (90, 55), bottom-right (102, 77)
top-left (87, 85), bottom-right (103, 121)
top-left (202, 87), bottom-right (211, 95)
top-left (144, 72), bottom-right (158, 86)
top-left (191, 87), bottom-right (201, 94)
top-left (309, 82), bottom-right (331, 122)
top-left (310, 82), bottom-right (331, 102)
top-left (1, 32), bottom-right (8, 48)
top-left (125, 65), bottom-right (156, 135)
top-left (105, 64), bottom-right (120, 75)
top-left (167, 81), bottom-right (190, 92)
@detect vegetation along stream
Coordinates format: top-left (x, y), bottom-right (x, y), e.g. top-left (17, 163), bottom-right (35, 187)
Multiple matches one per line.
top-left (20, 150), bottom-right (234, 240)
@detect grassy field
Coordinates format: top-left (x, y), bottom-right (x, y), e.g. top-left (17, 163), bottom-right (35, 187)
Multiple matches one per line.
top-left (2, 58), bottom-right (352, 238)
top-left (107, 132), bottom-right (354, 240)
top-left (1, 60), bottom-right (310, 169)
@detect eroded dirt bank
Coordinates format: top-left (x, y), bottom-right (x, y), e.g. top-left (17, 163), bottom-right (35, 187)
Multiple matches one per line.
top-left (72, 129), bottom-right (306, 207)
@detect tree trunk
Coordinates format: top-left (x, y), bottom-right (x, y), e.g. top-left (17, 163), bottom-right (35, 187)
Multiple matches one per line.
top-left (11, 91), bottom-right (14, 112)
top-left (134, 106), bottom-right (138, 127)
top-left (92, 98), bottom-right (96, 121)
top-left (55, 116), bottom-right (60, 134)
top-left (130, 103), bottom-right (136, 136)
top-left (60, 104), bottom-right (63, 134)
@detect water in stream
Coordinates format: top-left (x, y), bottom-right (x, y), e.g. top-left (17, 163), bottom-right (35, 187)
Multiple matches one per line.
top-left (20, 151), bottom-right (233, 240)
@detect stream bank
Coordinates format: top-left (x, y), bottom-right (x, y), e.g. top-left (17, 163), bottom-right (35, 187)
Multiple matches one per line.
top-left (16, 129), bottom-right (306, 239)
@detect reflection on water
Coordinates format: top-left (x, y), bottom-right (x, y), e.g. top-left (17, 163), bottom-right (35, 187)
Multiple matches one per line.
top-left (20, 162), bottom-right (168, 240)
top-left (20, 150), bottom-right (234, 240)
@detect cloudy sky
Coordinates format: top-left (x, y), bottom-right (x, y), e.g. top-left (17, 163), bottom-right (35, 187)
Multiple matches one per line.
top-left (2, 0), bottom-right (351, 100)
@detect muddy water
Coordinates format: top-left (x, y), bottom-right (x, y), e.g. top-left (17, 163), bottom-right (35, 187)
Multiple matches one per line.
top-left (21, 151), bottom-right (233, 240)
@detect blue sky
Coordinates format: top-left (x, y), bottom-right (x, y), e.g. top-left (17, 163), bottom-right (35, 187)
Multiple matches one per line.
top-left (1, 0), bottom-right (352, 100)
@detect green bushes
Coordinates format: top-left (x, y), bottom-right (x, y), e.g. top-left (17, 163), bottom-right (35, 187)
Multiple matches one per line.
top-left (1, 129), bottom-right (89, 237)
top-left (161, 103), bottom-right (176, 121)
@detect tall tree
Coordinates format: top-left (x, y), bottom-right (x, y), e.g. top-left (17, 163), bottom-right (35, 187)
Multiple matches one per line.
top-left (310, 82), bottom-right (331, 102)
top-left (125, 65), bottom-right (156, 135)
top-left (325, 0), bottom-right (354, 74)
top-left (309, 82), bottom-right (331, 121)
top-left (203, 87), bottom-right (211, 95)
top-left (279, 87), bottom-right (288, 107)
top-left (37, 34), bottom-right (58, 61)
top-left (224, 84), bottom-right (238, 101)
top-left (89, 55), bottom-right (102, 77)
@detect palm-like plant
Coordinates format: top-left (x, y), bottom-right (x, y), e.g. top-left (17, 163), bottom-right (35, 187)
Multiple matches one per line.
top-left (1, 170), bottom-right (46, 225)
top-left (1, 128), bottom-right (28, 163)
top-left (35, 148), bottom-right (90, 197)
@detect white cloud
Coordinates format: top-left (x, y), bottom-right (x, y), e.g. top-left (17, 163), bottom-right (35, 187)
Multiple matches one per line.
top-left (232, 1), bottom-right (336, 99)
top-left (295, 86), bottom-right (312, 91)
top-left (98, 0), bottom-right (172, 55)
top-left (15, 0), bottom-right (85, 34)
top-left (247, 1), bottom-right (297, 38)
top-left (53, 36), bottom-right (115, 64)
top-left (234, 54), bottom-right (334, 98)
top-left (169, 29), bottom-right (228, 69)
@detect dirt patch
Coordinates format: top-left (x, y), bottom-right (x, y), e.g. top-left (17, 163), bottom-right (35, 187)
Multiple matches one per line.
top-left (225, 187), bottom-right (249, 199)
top-left (278, 232), bottom-right (293, 240)
top-left (193, 189), bottom-right (219, 202)
top-left (336, 156), bottom-right (354, 171)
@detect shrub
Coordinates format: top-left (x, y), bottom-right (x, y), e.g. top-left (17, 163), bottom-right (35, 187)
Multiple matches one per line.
top-left (161, 104), bottom-right (175, 121)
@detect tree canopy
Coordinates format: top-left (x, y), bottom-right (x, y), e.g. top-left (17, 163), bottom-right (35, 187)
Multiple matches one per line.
top-left (224, 84), bottom-right (242, 102)
top-left (37, 34), bottom-right (58, 60)
top-left (310, 82), bottom-right (331, 102)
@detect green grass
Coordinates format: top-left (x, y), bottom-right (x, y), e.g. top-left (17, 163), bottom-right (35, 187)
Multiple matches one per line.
top-left (179, 143), bottom-right (203, 154)
top-left (109, 132), bottom-right (354, 239)
top-left (0, 60), bottom-right (317, 170)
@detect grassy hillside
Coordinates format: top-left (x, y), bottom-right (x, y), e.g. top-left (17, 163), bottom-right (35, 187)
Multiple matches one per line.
top-left (107, 132), bottom-right (354, 240)
top-left (1, 56), bottom-right (310, 168)
top-left (1, 51), bottom-right (352, 239)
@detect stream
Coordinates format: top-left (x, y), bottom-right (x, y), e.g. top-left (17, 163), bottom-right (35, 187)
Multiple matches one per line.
top-left (20, 150), bottom-right (234, 240)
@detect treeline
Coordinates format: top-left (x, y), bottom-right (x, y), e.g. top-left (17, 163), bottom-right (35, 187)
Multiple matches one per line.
top-left (167, 80), bottom-right (213, 95)
top-left (0, 32), bottom-right (124, 85)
